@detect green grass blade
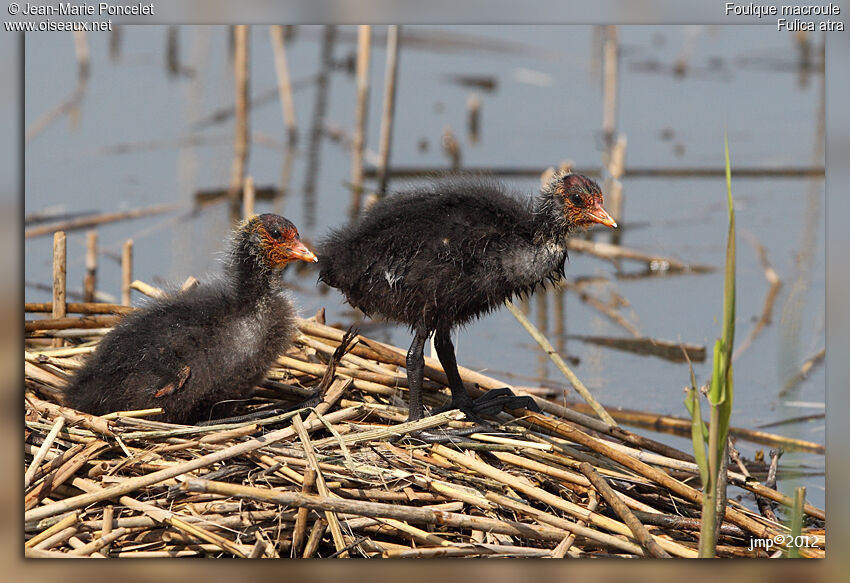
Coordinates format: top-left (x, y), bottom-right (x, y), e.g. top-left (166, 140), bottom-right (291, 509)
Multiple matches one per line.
top-left (686, 388), bottom-right (710, 486)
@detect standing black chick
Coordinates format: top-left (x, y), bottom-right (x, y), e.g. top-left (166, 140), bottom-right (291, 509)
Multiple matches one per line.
top-left (65, 214), bottom-right (318, 424)
top-left (319, 171), bottom-right (617, 422)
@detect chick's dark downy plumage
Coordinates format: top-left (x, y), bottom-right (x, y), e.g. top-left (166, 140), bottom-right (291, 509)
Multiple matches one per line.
top-left (319, 172), bottom-right (617, 422)
top-left (65, 214), bottom-right (318, 424)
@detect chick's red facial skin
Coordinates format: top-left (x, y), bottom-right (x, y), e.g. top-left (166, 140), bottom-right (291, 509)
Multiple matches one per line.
top-left (556, 174), bottom-right (617, 229)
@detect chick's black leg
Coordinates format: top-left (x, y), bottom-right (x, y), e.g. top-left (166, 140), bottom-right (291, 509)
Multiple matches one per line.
top-left (433, 327), bottom-right (475, 414)
top-left (433, 328), bottom-right (539, 419)
top-left (405, 326), bottom-right (430, 422)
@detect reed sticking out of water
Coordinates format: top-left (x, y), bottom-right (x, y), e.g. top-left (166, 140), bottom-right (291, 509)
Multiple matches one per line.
top-left (375, 25), bottom-right (401, 199)
top-left (349, 25), bottom-right (372, 218)
top-left (52, 232), bottom-right (67, 348)
top-left (26, 32), bottom-right (90, 142)
top-left (303, 25), bottom-right (336, 228)
top-left (83, 231), bottom-right (97, 303)
top-left (270, 26), bottom-right (298, 144)
top-left (242, 176), bottom-right (255, 219)
top-left (467, 93), bottom-right (481, 144)
top-left (121, 240), bottom-right (133, 307)
top-left (688, 136), bottom-right (736, 558)
top-left (228, 25), bottom-right (251, 224)
top-left (601, 26), bottom-right (618, 146)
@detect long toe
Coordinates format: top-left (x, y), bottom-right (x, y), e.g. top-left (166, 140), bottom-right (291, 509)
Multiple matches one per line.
top-left (407, 424), bottom-right (494, 444)
top-left (471, 387), bottom-right (541, 417)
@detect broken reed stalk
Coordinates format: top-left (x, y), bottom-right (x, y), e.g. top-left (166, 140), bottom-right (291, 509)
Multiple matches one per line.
top-left (25, 203), bottom-right (182, 239)
top-left (552, 490), bottom-right (597, 558)
top-left (52, 231), bottom-right (67, 348)
top-left (601, 25), bottom-right (618, 146)
top-left (292, 414), bottom-right (348, 557)
top-left (291, 468), bottom-right (317, 555)
top-left (375, 25), bottom-right (400, 198)
top-left (605, 136), bottom-right (627, 243)
top-left (269, 25), bottom-right (298, 143)
top-left (121, 239), bottom-right (133, 307)
top-left (100, 505), bottom-right (114, 554)
top-left (733, 234), bottom-right (782, 361)
top-left (25, 511), bottom-right (80, 549)
top-left (243, 176), bottom-right (255, 219)
top-left (578, 462), bottom-right (671, 558)
top-left (505, 299), bottom-right (617, 426)
top-left (83, 230), bottom-right (97, 303)
top-left (350, 24), bottom-right (372, 217)
top-left (566, 237), bottom-right (713, 273)
top-left (24, 416), bottom-right (66, 489)
top-left (229, 25), bottom-right (250, 223)
top-left (561, 280), bottom-right (640, 338)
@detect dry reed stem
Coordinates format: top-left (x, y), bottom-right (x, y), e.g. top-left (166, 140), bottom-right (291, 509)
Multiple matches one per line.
top-left (180, 479), bottom-right (569, 543)
top-left (242, 176), bottom-right (255, 219)
top-left (25, 416), bottom-right (66, 488)
top-left (32, 526), bottom-right (79, 551)
top-left (26, 511), bottom-right (79, 549)
top-left (302, 518), bottom-right (327, 558)
top-left (26, 302), bottom-right (134, 315)
top-left (84, 230), bottom-right (97, 303)
top-left (375, 25), bottom-right (401, 198)
top-left (349, 25), bottom-right (372, 216)
top-left (71, 476), bottom-right (252, 557)
top-left (292, 414), bottom-right (348, 556)
top-left (519, 412), bottom-right (817, 550)
top-left (734, 234), bottom-right (783, 361)
top-left (228, 25), bottom-right (250, 222)
top-left (52, 232), bottom-right (67, 348)
top-left (579, 462), bottom-right (671, 558)
top-left (25, 203), bottom-right (181, 239)
top-left (291, 468), bottom-right (316, 555)
top-left (566, 238), bottom-right (713, 273)
top-left (561, 280), bottom-right (640, 337)
top-left (130, 280), bottom-right (167, 299)
top-left (433, 444), bottom-right (696, 558)
top-left (26, 394), bottom-right (114, 436)
top-left (67, 526), bottom-right (129, 556)
top-left (24, 406), bottom-right (362, 523)
top-left (121, 239), bottom-right (133, 306)
top-left (269, 25), bottom-right (297, 142)
top-left (552, 491), bottom-right (597, 558)
top-left (602, 25), bottom-right (618, 144)
top-left (505, 299), bottom-right (617, 426)
top-left (485, 491), bottom-right (643, 556)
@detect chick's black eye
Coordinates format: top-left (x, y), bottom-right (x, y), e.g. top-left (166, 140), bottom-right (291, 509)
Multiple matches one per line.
top-left (270, 228), bottom-right (281, 239)
top-left (570, 193), bottom-right (583, 206)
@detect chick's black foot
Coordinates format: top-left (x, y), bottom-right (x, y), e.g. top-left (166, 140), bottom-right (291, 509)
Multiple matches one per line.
top-left (407, 424), bottom-right (494, 444)
top-left (469, 387), bottom-right (541, 417)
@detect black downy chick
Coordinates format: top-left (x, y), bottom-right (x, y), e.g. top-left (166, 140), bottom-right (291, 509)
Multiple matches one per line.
top-left (319, 172), bottom-right (617, 422)
top-left (65, 214), bottom-right (318, 424)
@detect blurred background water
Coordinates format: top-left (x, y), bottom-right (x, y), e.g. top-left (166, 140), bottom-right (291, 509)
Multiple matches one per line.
top-left (24, 25), bottom-right (825, 506)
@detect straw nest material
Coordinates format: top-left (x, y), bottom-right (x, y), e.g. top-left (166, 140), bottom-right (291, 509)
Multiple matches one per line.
top-left (24, 304), bottom-right (825, 558)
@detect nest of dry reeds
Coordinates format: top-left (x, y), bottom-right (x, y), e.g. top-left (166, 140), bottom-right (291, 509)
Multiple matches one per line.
top-left (24, 300), bottom-right (825, 559)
